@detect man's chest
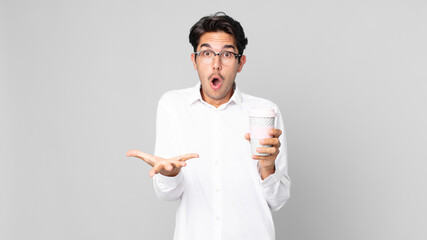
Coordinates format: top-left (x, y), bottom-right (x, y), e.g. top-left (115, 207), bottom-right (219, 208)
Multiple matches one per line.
top-left (175, 107), bottom-right (258, 189)
top-left (174, 109), bottom-right (249, 154)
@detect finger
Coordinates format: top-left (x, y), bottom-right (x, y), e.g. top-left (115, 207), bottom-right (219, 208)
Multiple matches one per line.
top-left (171, 160), bottom-right (186, 168)
top-left (244, 133), bottom-right (250, 141)
top-left (252, 154), bottom-right (275, 161)
top-left (164, 162), bottom-right (173, 171)
top-left (174, 153), bottom-right (199, 162)
top-left (126, 150), bottom-right (157, 166)
top-left (259, 138), bottom-right (279, 146)
top-left (256, 147), bottom-right (278, 155)
top-left (149, 167), bottom-right (156, 177)
top-left (151, 162), bottom-right (164, 177)
top-left (269, 129), bottom-right (282, 138)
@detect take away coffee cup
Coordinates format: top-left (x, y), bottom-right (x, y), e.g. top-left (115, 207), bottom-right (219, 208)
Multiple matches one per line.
top-left (249, 108), bottom-right (277, 156)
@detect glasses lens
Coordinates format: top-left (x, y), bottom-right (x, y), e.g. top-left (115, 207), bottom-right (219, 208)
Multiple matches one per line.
top-left (198, 50), bottom-right (213, 64)
top-left (220, 51), bottom-right (235, 65)
top-left (197, 50), bottom-right (237, 65)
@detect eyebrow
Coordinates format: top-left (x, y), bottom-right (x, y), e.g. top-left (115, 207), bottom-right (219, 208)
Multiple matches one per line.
top-left (200, 43), bottom-right (236, 51)
top-left (223, 45), bottom-right (236, 50)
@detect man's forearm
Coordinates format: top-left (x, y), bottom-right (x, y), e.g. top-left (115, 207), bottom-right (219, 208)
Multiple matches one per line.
top-left (153, 171), bottom-right (184, 201)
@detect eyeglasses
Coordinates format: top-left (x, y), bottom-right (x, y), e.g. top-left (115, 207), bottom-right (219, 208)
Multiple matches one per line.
top-left (194, 50), bottom-right (241, 65)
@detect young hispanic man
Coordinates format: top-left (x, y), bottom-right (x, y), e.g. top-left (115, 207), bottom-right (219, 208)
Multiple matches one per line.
top-left (127, 12), bottom-right (290, 240)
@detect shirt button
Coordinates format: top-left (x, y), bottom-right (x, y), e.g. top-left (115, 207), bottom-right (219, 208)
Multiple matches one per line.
top-left (215, 161), bottom-right (219, 165)
top-left (215, 188), bottom-right (219, 193)
top-left (216, 216), bottom-right (220, 221)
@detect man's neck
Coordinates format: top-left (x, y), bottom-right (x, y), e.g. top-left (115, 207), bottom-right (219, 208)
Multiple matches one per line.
top-left (200, 83), bottom-right (235, 108)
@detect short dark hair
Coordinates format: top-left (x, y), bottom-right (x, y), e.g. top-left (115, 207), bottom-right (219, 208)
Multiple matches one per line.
top-left (189, 12), bottom-right (248, 57)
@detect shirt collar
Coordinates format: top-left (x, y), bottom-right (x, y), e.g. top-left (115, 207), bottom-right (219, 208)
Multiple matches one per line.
top-left (188, 82), bottom-right (242, 109)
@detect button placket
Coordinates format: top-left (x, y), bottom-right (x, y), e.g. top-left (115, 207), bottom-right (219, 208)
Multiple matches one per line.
top-left (212, 110), bottom-right (222, 240)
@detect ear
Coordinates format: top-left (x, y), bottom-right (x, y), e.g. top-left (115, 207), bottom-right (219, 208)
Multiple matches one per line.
top-left (237, 55), bottom-right (246, 73)
top-left (191, 53), bottom-right (198, 71)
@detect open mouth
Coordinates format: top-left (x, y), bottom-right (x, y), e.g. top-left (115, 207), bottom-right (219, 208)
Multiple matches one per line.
top-left (210, 75), bottom-right (222, 90)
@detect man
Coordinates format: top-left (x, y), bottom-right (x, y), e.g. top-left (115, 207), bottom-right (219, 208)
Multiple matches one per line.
top-left (127, 12), bottom-right (290, 240)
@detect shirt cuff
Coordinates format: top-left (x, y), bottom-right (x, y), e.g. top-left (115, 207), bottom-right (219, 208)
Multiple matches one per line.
top-left (156, 170), bottom-right (184, 188)
top-left (257, 161), bottom-right (285, 187)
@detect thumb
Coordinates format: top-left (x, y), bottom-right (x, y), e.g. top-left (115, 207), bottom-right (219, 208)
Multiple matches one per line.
top-left (173, 153), bottom-right (199, 162)
top-left (126, 150), bottom-right (156, 166)
top-left (244, 133), bottom-right (250, 141)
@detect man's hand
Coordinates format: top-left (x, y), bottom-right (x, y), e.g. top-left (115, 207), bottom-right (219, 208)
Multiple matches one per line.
top-left (244, 129), bottom-right (282, 179)
top-left (126, 150), bottom-right (199, 177)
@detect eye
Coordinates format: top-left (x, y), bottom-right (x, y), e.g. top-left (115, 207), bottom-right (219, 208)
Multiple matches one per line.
top-left (221, 51), bottom-right (233, 58)
top-left (201, 50), bottom-right (212, 57)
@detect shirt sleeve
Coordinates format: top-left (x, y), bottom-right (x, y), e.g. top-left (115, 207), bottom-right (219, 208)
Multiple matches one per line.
top-left (152, 94), bottom-right (185, 201)
top-left (257, 107), bottom-right (291, 212)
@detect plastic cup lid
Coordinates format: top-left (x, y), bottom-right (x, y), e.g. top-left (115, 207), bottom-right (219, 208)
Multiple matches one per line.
top-left (249, 108), bottom-right (277, 117)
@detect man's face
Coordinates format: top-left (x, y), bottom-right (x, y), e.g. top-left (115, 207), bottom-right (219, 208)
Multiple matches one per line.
top-left (191, 32), bottom-right (246, 107)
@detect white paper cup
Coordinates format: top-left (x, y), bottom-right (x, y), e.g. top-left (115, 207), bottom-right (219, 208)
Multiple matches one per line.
top-left (249, 108), bottom-right (276, 156)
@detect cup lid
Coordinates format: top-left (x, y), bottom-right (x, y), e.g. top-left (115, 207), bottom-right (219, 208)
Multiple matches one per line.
top-left (249, 108), bottom-right (277, 117)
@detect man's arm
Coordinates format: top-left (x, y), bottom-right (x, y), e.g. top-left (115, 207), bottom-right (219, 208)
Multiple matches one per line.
top-left (152, 97), bottom-right (187, 201)
top-left (245, 107), bottom-right (291, 211)
top-left (127, 95), bottom-right (198, 201)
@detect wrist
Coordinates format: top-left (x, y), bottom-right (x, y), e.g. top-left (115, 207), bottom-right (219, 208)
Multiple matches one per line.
top-left (259, 161), bottom-right (275, 171)
top-left (161, 168), bottom-right (181, 177)
top-left (259, 163), bottom-right (275, 180)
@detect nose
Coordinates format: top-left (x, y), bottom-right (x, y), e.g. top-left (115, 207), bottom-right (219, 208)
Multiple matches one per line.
top-left (212, 55), bottom-right (222, 70)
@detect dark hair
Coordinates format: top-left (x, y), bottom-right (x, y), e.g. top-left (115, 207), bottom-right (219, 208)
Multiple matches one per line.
top-left (189, 12), bottom-right (248, 58)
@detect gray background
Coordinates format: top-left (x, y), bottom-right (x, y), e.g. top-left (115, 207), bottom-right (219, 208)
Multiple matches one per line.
top-left (1, 0), bottom-right (426, 239)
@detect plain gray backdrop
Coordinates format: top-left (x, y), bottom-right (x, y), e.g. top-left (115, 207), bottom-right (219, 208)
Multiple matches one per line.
top-left (1, 0), bottom-right (426, 239)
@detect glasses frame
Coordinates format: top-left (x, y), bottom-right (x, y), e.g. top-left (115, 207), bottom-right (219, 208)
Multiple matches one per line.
top-left (194, 50), bottom-right (242, 62)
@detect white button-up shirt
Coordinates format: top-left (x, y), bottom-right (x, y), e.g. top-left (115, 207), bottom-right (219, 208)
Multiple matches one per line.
top-left (153, 82), bottom-right (290, 240)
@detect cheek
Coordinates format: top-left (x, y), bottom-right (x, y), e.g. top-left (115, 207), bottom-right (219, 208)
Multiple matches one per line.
top-left (196, 66), bottom-right (209, 79)
top-left (198, 66), bottom-right (208, 76)
top-left (229, 64), bottom-right (239, 73)
top-left (225, 67), bottom-right (239, 79)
